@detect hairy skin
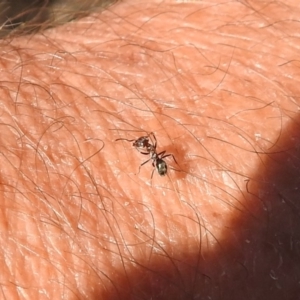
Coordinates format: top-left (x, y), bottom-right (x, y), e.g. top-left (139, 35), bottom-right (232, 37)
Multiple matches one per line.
top-left (0, 0), bottom-right (300, 299)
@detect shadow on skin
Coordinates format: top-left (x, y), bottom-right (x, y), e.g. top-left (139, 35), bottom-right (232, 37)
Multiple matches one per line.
top-left (88, 115), bottom-right (300, 299)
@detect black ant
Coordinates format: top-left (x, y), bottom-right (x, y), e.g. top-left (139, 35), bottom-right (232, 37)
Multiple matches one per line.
top-left (116, 132), bottom-right (178, 177)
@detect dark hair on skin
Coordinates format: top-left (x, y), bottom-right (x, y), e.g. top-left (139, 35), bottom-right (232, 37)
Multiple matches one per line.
top-left (0, 0), bottom-right (117, 38)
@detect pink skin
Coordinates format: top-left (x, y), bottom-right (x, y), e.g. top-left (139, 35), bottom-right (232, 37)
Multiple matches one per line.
top-left (0, 0), bottom-right (300, 299)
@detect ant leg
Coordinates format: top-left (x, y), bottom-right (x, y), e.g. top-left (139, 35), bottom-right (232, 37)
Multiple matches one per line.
top-left (149, 132), bottom-right (157, 150)
top-left (141, 157), bottom-right (152, 166)
top-left (115, 138), bottom-right (136, 142)
top-left (138, 151), bottom-right (151, 155)
top-left (137, 157), bottom-right (152, 174)
top-left (161, 153), bottom-right (178, 165)
top-left (151, 168), bottom-right (155, 180)
top-left (157, 150), bottom-right (166, 157)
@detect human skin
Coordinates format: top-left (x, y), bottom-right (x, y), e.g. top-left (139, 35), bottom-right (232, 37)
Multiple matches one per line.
top-left (1, 0), bottom-right (300, 299)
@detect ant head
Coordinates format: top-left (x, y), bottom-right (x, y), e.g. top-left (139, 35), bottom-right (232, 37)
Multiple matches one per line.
top-left (133, 136), bottom-right (149, 147)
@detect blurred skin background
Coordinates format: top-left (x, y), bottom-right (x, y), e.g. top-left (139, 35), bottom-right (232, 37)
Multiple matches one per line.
top-left (1, 0), bottom-right (300, 299)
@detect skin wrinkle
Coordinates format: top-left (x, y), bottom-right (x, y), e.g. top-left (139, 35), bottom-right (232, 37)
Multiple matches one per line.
top-left (0, 0), bottom-right (299, 299)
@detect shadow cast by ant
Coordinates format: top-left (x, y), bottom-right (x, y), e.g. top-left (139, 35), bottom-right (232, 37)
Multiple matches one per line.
top-left (164, 141), bottom-right (189, 181)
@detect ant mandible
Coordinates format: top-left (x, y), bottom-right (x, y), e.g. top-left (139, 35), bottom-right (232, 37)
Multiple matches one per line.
top-left (116, 132), bottom-right (178, 177)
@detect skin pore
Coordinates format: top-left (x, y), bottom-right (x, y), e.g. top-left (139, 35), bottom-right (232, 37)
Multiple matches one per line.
top-left (1, 0), bottom-right (300, 299)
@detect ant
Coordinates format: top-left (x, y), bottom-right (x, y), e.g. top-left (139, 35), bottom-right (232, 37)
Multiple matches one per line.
top-left (116, 132), bottom-right (178, 177)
